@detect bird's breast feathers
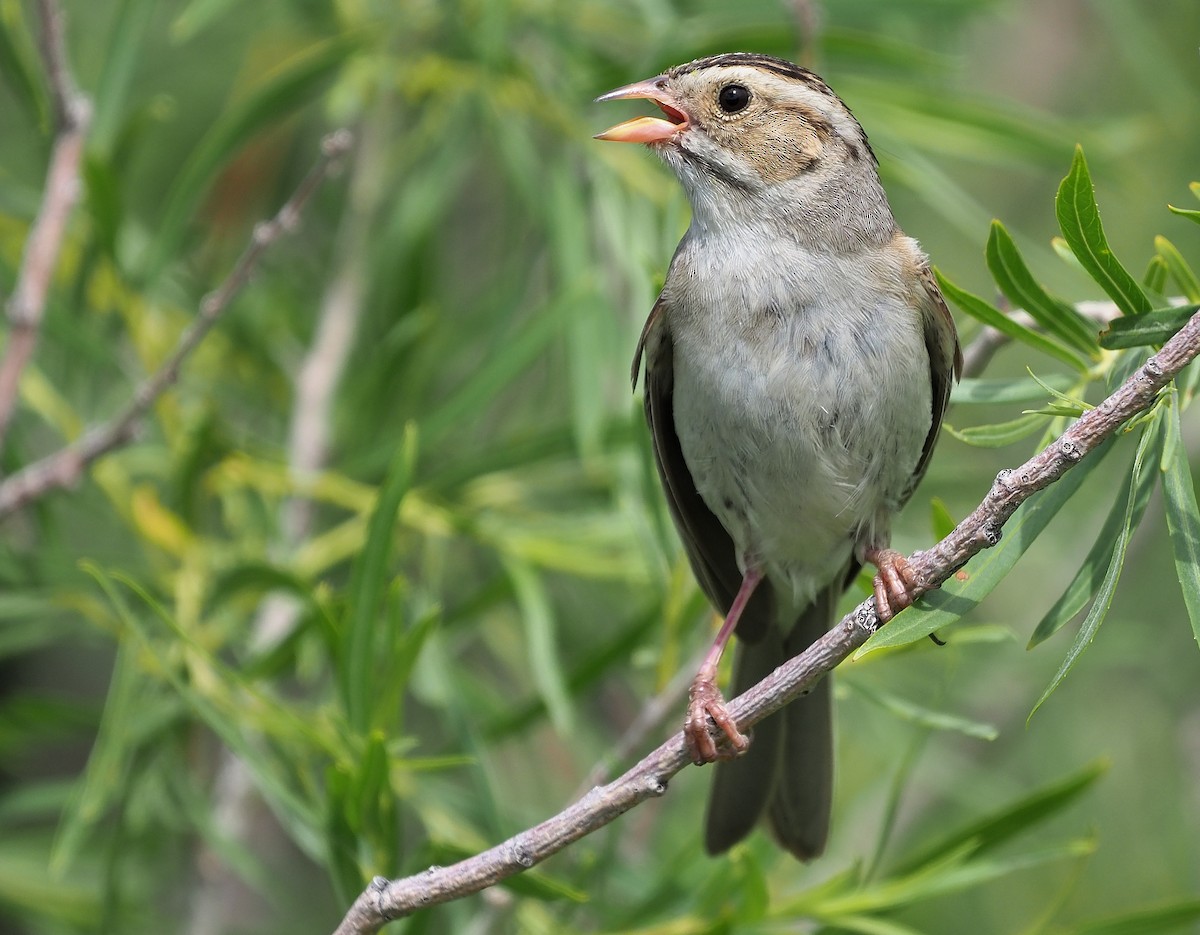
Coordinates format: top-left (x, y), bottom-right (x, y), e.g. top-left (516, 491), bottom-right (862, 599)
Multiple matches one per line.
top-left (661, 228), bottom-right (932, 596)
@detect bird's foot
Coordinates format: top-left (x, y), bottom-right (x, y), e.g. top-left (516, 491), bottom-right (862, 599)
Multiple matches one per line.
top-left (685, 677), bottom-right (749, 765)
top-left (865, 547), bottom-right (919, 623)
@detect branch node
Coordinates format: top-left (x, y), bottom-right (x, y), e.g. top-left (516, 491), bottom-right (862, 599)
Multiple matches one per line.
top-left (991, 468), bottom-right (1015, 497)
top-left (853, 603), bottom-right (879, 634)
top-left (508, 839), bottom-right (535, 868)
top-left (1060, 439), bottom-right (1082, 461)
top-left (980, 522), bottom-right (1002, 546)
top-left (645, 775), bottom-right (668, 797)
top-left (1144, 357), bottom-right (1164, 379)
top-left (323, 128), bottom-right (355, 158)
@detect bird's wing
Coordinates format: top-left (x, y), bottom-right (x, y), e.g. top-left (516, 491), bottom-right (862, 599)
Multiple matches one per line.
top-left (906, 265), bottom-right (963, 498)
top-left (636, 296), bottom-right (772, 642)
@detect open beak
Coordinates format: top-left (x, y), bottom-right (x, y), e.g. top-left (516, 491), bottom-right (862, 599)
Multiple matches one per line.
top-left (594, 76), bottom-right (689, 144)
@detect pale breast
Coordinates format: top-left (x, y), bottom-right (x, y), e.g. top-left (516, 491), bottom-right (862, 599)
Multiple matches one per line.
top-left (664, 231), bottom-right (932, 602)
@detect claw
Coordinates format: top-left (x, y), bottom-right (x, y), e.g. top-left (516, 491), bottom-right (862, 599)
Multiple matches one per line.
top-left (865, 547), bottom-right (917, 624)
top-left (685, 677), bottom-right (749, 764)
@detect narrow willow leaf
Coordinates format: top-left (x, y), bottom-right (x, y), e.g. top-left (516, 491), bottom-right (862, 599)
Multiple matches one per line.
top-left (1028, 442), bottom-right (1158, 648)
top-left (895, 760), bottom-right (1107, 876)
top-left (502, 557), bottom-right (574, 733)
top-left (342, 425), bottom-right (418, 733)
top-left (1028, 370), bottom-right (1092, 409)
top-left (1051, 235), bottom-right (1085, 271)
top-left (1073, 900), bottom-right (1200, 935)
top-left (90, 0), bottom-right (158, 154)
top-left (1143, 255), bottom-right (1169, 292)
top-left (1024, 405), bottom-right (1090, 419)
top-left (0, 0), bottom-right (49, 129)
top-left (1168, 204), bottom-right (1200, 226)
top-left (935, 270), bottom-right (1089, 372)
top-left (942, 412), bottom-right (1047, 448)
top-left (929, 497), bottom-right (956, 540)
top-left (1154, 236), bottom-right (1200, 302)
top-left (858, 439), bottom-right (1116, 654)
top-left (1100, 305), bottom-right (1199, 349)
top-left (171, 0), bottom-right (240, 41)
top-left (50, 640), bottom-right (142, 874)
top-left (818, 839), bottom-right (1093, 915)
top-left (1161, 402), bottom-right (1200, 647)
top-left (1030, 418), bottom-right (1163, 718)
top-left (986, 221), bottom-right (1099, 354)
top-left (847, 680), bottom-right (998, 739)
top-left (952, 374), bottom-right (1075, 405)
top-left (1055, 146), bottom-right (1153, 316)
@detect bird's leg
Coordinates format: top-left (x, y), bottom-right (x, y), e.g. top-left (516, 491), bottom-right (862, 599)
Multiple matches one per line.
top-left (686, 567), bottom-right (763, 764)
top-left (863, 546), bottom-right (919, 623)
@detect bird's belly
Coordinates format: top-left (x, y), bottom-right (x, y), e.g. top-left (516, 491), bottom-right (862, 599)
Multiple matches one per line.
top-left (671, 305), bottom-right (931, 602)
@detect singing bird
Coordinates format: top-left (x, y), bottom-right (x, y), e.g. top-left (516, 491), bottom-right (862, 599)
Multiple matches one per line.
top-left (596, 53), bottom-right (961, 859)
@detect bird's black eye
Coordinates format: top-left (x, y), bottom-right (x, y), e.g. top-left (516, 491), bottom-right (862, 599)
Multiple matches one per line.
top-left (717, 83), bottom-right (751, 114)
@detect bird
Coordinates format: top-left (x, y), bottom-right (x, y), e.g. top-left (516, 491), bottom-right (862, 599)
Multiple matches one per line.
top-left (595, 53), bottom-right (961, 860)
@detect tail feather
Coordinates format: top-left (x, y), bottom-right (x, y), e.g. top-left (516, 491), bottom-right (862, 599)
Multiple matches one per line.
top-left (703, 583), bottom-right (839, 860)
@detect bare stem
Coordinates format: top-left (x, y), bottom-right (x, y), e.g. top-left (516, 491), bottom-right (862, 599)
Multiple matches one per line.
top-left (0, 130), bottom-right (354, 519)
top-left (0, 0), bottom-right (92, 449)
top-left (331, 309), bottom-right (1200, 935)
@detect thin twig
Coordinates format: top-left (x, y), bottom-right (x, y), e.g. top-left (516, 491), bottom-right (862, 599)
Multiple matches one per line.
top-left (331, 309), bottom-right (1200, 935)
top-left (0, 130), bottom-right (354, 519)
top-left (0, 0), bottom-right (92, 449)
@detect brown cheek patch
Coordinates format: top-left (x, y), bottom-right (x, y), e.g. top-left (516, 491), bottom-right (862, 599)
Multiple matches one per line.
top-left (741, 107), bottom-right (827, 183)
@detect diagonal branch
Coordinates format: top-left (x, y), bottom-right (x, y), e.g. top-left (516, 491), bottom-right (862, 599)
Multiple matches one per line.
top-left (0, 0), bottom-right (93, 449)
top-left (332, 308), bottom-right (1200, 935)
top-left (0, 129), bottom-right (354, 519)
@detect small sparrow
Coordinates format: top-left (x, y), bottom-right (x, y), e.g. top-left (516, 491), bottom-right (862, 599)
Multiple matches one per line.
top-left (597, 53), bottom-right (961, 860)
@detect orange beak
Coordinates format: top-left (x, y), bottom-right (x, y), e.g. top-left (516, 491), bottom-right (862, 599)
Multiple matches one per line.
top-left (594, 76), bottom-right (689, 144)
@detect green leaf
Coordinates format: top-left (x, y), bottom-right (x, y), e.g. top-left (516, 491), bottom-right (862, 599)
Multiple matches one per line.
top-left (935, 269), bottom-right (1089, 372)
top-left (1168, 205), bottom-right (1200, 226)
top-left (952, 373), bottom-right (1076, 405)
top-left (1030, 417), bottom-right (1163, 718)
top-left (817, 839), bottom-right (1093, 916)
top-left (894, 759), bottom-right (1107, 875)
top-left (942, 412), bottom-right (1047, 448)
top-left (341, 425), bottom-right (418, 733)
top-left (1154, 236), bottom-right (1200, 302)
top-left (986, 221), bottom-right (1099, 355)
top-left (929, 497), bottom-right (956, 540)
top-left (1161, 401), bottom-right (1200, 648)
top-left (171, 0), bottom-right (241, 41)
top-left (138, 34), bottom-right (360, 283)
top-left (1143, 255), bottom-right (1169, 293)
top-left (89, 0), bottom-right (157, 154)
top-left (502, 556), bottom-right (574, 733)
top-left (858, 438), bottom-right (1116, 654)
top-left (0, 0), bottom-right (49, 130)
top-left (846, 680), bottom-right (998, 739)
top-left (1028, 439), bottom-right (1159, 648)
top-left (1072, 899), bottom-right (1200, 935)
top-left (324, 765), bottom-right (364, 904)
top-left (1100, 306), bottom-right (1198, 350)
top-left (1055, 146), bottom-right (1153, 316)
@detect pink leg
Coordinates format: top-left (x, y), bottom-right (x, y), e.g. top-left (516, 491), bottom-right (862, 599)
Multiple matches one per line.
top-left (863, 546), bottom-right (919, 623)
top-left (685, 568), bottom-right (763, 764)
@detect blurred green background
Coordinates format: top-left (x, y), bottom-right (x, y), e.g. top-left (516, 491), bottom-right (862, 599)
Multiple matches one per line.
top-left (1, 0), bottom-right (1199, 933)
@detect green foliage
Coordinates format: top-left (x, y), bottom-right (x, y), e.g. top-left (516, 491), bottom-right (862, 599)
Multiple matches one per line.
top-left (2, 1), bottom-right (1199, 934)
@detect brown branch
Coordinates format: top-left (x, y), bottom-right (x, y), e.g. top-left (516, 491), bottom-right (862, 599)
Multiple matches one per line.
top-left (0, 129), bottom-right (354, 520)
top-left (332, 309), bottom-right (1200, 935)
top-left (0, 0), bottom-right (92, 449)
